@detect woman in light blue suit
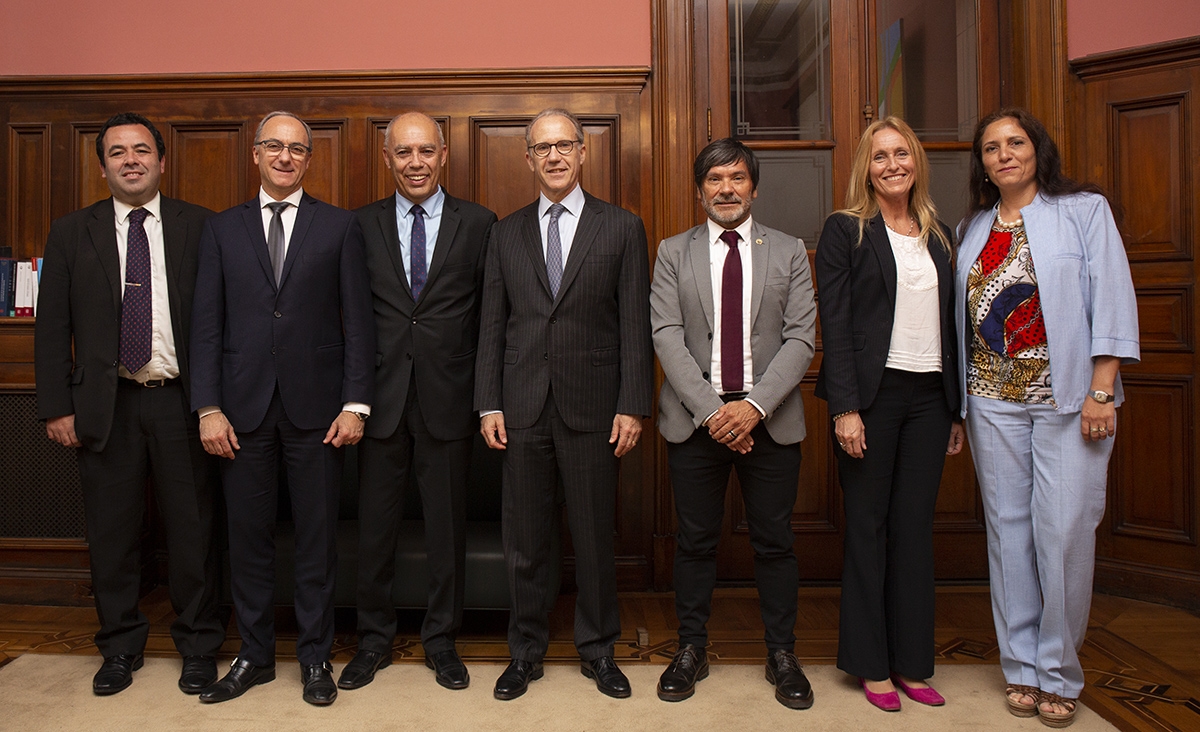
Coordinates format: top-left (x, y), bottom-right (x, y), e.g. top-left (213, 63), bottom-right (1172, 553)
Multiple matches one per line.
top-left (955, 108), bottom-right (1139, 728)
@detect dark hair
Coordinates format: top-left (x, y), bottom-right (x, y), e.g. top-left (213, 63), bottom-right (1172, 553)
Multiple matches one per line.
top-left (95, 112), bottom-right (166, 164)
top-left (693, 138), bottom-right (759, 190)
top-left (964, 106), bottom-right (1108, 230)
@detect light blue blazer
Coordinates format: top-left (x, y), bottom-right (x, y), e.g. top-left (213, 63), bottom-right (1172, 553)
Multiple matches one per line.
top-left (955, 191), bottom-right (1140, 418)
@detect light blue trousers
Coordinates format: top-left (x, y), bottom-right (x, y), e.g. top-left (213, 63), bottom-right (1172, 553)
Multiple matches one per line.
top-left (966, 396), bottom-right (1113, 698)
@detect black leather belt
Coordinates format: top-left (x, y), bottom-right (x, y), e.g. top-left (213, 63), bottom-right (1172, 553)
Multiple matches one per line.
top-left (720, 391), bottom-right (748, 402)
top-left (121, 377), bottom-right (178, 388)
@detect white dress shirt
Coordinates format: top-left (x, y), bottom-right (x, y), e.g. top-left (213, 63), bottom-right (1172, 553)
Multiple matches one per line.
top-left (537, 184), bottom-right (585, 264)
top-left (114, 192), bottom-right (178, 383)
top-left (706, 217), bottom-right (764, 419)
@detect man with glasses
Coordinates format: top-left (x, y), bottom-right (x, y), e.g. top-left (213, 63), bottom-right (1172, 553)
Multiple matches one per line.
top-left (190, 110), bottom-right (375, 706)
top-left (338, 111), bottom-right (497, 692)
top-left (476, 108), bottom-right (653, 700)
top-left (35, 112), bottom-right (224, 696)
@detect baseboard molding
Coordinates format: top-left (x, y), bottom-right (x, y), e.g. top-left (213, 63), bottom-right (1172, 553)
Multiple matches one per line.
top-left (0, 538), bottom-right (92, 605)
top-left (1094, 556), bottom-right (1200, 612)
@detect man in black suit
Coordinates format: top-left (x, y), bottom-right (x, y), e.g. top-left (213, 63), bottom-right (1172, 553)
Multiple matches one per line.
top-left (35, 112), bottom-right (224, 696)
top-left (189, 111), bottom-right (375, 706)
top-left (476, 108), bottom-right (653, 701)
top-left (649, 138), bottom-right (816, 708)
top-left (337, 112), bottom-right (497, 693)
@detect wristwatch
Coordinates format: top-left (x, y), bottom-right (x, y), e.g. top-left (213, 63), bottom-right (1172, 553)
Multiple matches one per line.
top-left (1088, 389), bottom-right (1114, 404)
top-left (347, 410), bottom-right (368, 422)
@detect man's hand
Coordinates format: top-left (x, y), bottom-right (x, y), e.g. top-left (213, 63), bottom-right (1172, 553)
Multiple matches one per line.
top-left (706, 400), bottom-right (760, 454)
top-left (200, 411), bottom-right (240, 459)
top-left (46, 414), bottom-right (81, 448)
top-left (324, 411), bottom-right (365, 448)
top-left (610, 413), bottom-right (643, 457)
top-left (481, 412), bottom-right (507, 450)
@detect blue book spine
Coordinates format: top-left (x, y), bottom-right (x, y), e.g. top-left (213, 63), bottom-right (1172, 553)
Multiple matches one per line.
top-left (0, 259), bottom-right (13, 316)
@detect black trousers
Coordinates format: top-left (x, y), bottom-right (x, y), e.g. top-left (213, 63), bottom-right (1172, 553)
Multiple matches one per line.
top-left (221, 389), bottom-right (343, 667)
top-left (77, 378), bottom-right (223, 658)
top-left (502, 390), bottom-right (619, 662)
top-left (835, 369), bottom-right (952, 681)
top-left (667, 422), bottom-right (801, 652)
top-left (355, 380), bottom-right (470, 655)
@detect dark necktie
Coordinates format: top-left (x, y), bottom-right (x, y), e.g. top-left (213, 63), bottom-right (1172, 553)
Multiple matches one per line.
top-left (546, 203), bottom-right (565, 297)
top-left (720, 229), bottom-right (743, 392)
top-left (119, 207), bottom-right (152, 374)
top-left (410, 204), bottom-right (427, 300)
top-left (267, 201), bottom-right (289, 285)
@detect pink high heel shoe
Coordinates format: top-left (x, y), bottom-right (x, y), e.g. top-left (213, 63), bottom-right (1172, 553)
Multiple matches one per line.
top-left (892, 675), bottom-right (945, 706)
top-left (859, 678), bottom-right (901, 711)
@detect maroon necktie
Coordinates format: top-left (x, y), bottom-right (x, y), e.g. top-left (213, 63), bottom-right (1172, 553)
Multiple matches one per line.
top-left (720, 229), bottom-right (743, 392)
top-left (119, 207), bottom-right (152, 374)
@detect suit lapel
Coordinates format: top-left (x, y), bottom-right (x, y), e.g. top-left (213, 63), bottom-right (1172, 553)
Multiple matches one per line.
top-left (867, 213), bottom-right (898, 309)
top-left (687, 225), bottom-right (714, 331)
top-left (240, 199), bottom-right (275, 291)
top-left (421, 194), bottom-right (460, 301)
top-left (375, 196), bottom-right (412, 302)
top-left (279, 193), bottom-right (317, 289)
top-left (749, 222), bottom-right (768, 325)
top-left (930, 227), bottom-right (953, 316)
top-left (159, 197), bottom-right (187, 331)
top-left (554, 194), bottom-right (599, 306)
top-left (520, 204), bottom-right (552, 298)
top-left (86, 199), bottom-right (123, 312)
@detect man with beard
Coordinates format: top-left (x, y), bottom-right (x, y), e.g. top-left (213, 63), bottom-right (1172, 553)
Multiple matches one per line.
top-left (648, 138), bottom-right (817, 709)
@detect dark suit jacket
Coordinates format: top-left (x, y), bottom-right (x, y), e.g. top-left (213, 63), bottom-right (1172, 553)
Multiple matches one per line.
top-left (474, 191), bottom-right (653, 432)
top-left (35, 196), bottom-right (212, 451)
top-left (190, 192), bottom-right (375, 432)
top-left (813, 212), bottom-right (959, 416)
top-left (356, 192), bottom-right (497, 442)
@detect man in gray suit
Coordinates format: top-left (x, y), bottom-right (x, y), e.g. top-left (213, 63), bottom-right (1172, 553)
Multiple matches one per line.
top-left (476, 108), bottom-right (652, 701)
top-left (649, 138), bottom-right (817, 708)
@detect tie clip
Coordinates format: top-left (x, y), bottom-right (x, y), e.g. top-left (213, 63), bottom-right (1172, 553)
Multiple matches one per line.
top-left (124, 282), bottom-right (143, 287)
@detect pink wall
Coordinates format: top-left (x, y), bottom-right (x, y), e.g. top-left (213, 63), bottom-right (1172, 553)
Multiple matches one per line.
top-left (0, 0), bottom-right (651, 75)
top-left (1068, 0), bottom-right (1200, 59)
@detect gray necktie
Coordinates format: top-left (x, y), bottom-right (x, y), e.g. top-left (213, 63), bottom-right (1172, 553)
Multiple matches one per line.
top-left (267, 201), bottom-right (289, 285)
top-left (546, 203), bottom-right (565, 297)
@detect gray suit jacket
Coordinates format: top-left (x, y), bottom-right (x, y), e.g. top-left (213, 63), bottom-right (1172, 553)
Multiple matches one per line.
top-left (650, 220), bottom-right (817, 445)
top-left (475, 191), bottom-right (653, 431)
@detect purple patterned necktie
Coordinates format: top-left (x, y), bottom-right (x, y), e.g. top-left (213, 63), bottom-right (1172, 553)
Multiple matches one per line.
top-left (119, 207), bottom-right (152, 374)
top-left (546, 203), bottom-right (565, 297)
top-left (410, 204), bottom-right (427, 300)
top-left (720, 229), bottom-right (743, 392)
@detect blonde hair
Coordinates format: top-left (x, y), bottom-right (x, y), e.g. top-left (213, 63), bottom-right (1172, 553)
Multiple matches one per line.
top-left (837, 116), bottom-right (951, 252)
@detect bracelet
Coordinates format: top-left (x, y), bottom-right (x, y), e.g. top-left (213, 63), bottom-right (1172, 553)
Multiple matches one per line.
top-left (831, 410), bottom-right (857, 421)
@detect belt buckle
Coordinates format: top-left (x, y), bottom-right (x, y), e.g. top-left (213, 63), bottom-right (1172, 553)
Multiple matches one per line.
top-left (142, 378), bottom-right (168, 388)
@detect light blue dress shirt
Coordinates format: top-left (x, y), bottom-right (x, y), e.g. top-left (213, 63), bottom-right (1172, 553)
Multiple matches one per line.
top-left (394, 186), bottom-right (445, 288)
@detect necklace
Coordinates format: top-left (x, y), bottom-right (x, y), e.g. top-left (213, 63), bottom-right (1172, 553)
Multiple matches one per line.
top-left (883, 213), bottom-right (915, 237)
top-left (995, 209), bottom-right (1024, 228)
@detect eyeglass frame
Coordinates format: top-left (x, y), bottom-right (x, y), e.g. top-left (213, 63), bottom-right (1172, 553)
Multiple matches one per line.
top-left (526, 138), bottom-right (583, 158)
top-left (255, 139), bottom-right (313, 158)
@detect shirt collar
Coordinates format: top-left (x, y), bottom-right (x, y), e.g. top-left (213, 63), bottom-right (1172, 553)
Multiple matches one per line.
top-left (259, 187), bottom-right (304, 210)
top-left (538, 184), bottom-right (585, 219)
top-left (113, 192), bottom-right (162, 224)
top-left (394, 186), bottom-right (445, 218)
top-left (707, 215), bottom-right (754, 248)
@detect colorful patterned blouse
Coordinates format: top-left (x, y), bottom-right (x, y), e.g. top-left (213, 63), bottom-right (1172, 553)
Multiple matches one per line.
top-left (966, 218), bottom-right (1054, 403)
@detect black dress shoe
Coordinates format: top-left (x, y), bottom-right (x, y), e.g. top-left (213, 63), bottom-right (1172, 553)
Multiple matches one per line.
top-left (425, 649), bottom-right (470, 690)
top-left (581, 656), bottom-right (631, 699)
top-left (301, 662), bottom-right (337, 706)
top-left (766, 649), bottom-right (814, 709)
top-left (493, 659), bottom-right (544, 700)
top-left (199, 657), bottom-right (276, 703)
top-left (336, 649), bottom-right (392, 690)
top-left (178, 655), bottom-right (218, 694)
top-left (93, 654), bottom-right (143, 696)
top-left (657, 644), bottom-right (709, 702)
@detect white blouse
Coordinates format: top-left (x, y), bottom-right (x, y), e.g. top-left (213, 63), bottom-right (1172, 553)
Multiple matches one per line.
top-left (884, 228), bottom-right (942, 372)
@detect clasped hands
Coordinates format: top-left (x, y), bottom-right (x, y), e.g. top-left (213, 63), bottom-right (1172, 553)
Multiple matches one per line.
top-left (705, 400), bottom-right (759, 454)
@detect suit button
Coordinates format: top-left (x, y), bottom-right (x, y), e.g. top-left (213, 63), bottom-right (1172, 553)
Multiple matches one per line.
top-left (543, 353), bottom-right (549, 360)
top-left (112, 360), bottom-right (118, 367)
top-left (412, 318), bottom-right (418, 324)
top-left (274, 311), bottom-right (282, 318)
top-left (550, 317), bottom-right (557, 324)
top-left (406, 353), bottom-right (412, 360)
top-left (271, 347), bottom-right (276, 355)
top-left (702, 371), bottom-right (709, 379)
top-left (707, 333), bottom-right (713, 340)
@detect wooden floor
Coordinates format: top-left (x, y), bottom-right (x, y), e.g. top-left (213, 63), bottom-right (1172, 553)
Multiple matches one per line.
top-left (1, 587), bottom-right (1198, 731)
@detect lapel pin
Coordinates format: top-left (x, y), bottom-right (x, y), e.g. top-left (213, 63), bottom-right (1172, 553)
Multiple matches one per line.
top-left (755, 238), bottom-right (763, 245)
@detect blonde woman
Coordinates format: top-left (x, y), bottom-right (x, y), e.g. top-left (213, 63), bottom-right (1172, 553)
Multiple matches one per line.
top-left (815, 117), bottom-right (965, 711)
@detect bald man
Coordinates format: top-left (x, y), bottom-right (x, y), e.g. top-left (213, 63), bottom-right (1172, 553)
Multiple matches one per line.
top-left (338, 112), bottom-right (497, 692)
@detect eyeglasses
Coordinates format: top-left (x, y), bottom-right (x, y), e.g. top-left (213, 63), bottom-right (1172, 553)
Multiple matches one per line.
top-left (527, 139), bottom-right (582, 158)
top-left (255, 139), bottom-right (312, 158)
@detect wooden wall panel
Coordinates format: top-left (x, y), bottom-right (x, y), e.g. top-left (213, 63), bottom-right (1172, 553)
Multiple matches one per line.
top-left (1136, 286), bottom-right (1192, 352)
top-left (169, 124), bottom-right (244, 214)
top-left (73, 125), bottom-right (107, 212)
top-left (7, 124), bottom-right (49, 260)
top-left (1113, 99), bottom-right (1188, 260)
top-left (304, 121), bottom-right (347, 209)
top-left (474, 120), bottom-right (538, 219)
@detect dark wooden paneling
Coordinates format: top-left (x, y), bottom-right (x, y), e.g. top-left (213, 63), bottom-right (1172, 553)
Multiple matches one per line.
top-left (72, 125), bottom-right (106, 212)
top-left (304, 120), bottom-right (347, 209)
top-left (169, 123), bottom-right (244, 213)
top-left (1113, 98), bottom-right (1187, 261)
top-left (7, 124), bottom-right (49, 260)
top-left (1136, 285), bottom-right (1193, 352)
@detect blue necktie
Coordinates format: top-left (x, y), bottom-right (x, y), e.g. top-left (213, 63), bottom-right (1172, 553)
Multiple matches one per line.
top-left (410, 204), bottom-right (427, 300)
top-left (546, 203), bottom-right (565, 297)
top-left (119, 207), bottom-right (152, 373)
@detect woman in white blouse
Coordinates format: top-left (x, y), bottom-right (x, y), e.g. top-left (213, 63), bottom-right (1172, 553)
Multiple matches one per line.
top-left (815, 117), bottom-right (965, 712)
